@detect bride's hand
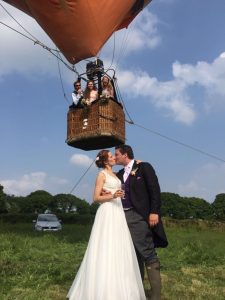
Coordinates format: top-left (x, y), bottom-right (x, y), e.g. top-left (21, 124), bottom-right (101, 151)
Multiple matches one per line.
top-left (113, 190), bottom-right (124, 198)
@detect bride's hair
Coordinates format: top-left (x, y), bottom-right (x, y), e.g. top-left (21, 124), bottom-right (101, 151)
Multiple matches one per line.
top-left (95, 150), bottom-right (109, 168)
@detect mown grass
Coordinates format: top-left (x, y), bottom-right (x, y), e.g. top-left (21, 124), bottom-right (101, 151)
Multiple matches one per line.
top-left (0, 222), bottom-right (224, 299)
top-left (157, 226), bottom-right (225, 299)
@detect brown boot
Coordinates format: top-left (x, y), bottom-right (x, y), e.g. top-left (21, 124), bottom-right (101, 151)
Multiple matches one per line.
top-left (146, 260), bottom-right (161, 300)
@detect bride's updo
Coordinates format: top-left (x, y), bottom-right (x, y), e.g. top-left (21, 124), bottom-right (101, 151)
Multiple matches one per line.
top-left (95, 150), bottom-right (109, 168)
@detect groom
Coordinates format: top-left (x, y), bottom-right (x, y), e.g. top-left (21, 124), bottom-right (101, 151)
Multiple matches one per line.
top-left (115, 145), bottom-right (168, 300)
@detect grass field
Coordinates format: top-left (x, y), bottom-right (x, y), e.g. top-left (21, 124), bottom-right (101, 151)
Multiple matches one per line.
top-left (0, 221), bottom-right (224, 300)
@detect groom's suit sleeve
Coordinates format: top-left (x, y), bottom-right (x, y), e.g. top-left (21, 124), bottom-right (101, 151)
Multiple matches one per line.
top-left (141, 162), bottom-right (161, 214)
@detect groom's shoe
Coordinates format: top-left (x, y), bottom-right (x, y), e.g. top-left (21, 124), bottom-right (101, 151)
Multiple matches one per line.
top-left (146, 260), bottom-right (161, 300)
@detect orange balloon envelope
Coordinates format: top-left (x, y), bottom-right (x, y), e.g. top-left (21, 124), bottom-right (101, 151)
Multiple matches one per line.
top-left (3, 0), bottom-right (151, 64)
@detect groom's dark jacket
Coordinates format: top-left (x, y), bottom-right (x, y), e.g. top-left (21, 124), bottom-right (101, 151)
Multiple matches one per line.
top-left (117, 160), bottom-right (168, 248)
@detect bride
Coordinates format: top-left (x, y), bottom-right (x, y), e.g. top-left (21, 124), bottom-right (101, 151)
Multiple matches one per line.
top-left (67, 149), bottom-right (146, 300)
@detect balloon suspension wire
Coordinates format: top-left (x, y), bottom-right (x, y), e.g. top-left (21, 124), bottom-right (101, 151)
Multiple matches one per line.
top-left (115, 26), bottom-right (132, 72)
top-left (56, 50), bottom-right (70, 105)
top-left (0, 3), bottom-right (78, 73)
top-left (1, 2), bottom-right (38, 41)
top-left (105, 32), bottom-right (116, 72)
top-left (113, 78), bottom-right (134, 124)
top-left (69, 159), bottom-right (96, 194)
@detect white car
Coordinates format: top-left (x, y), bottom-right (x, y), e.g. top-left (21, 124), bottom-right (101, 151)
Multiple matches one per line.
top-left (33, 214), bottom-right (62, 231)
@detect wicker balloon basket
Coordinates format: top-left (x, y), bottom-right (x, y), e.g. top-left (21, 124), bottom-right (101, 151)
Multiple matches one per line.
top-left (66, 99), bottom-right (125, 150)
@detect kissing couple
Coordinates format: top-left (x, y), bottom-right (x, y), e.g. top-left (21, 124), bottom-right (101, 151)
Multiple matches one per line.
top-left (67, 145), bottom-right (168, 300)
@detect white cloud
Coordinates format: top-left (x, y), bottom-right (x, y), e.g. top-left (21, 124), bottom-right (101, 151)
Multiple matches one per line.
top-left (0, 172), bottom-right (69, 196)
top-left (173, 53), bottom-right (225, 108)
top-left (173, 53), bottom-right (225, 92)
top-left (126, 10), bottom-right (161, 52)
top-left (178, 163), bottom-right (225, 202)
top-left (70, 154), bottom-right (93, 167)
top-left (101, 9), bottom-right (161, 61)
top-left (49, 177), bottom-right (68, 185)
top-left (117, 51), bottom-right (225, 125)
top-left (118, 69), bottom-right (196, 125)
top-left (0, 172), bottom-right (46, 196)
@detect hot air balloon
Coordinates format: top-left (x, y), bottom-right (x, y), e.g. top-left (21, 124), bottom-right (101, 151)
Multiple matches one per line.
top-left (3, 0), bottom-right (152, 150)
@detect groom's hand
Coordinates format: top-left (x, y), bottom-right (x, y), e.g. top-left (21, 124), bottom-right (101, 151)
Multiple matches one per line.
top-left (148, 213), bottom-right (159, 227)
top-left (101, 189), bottom-right (112, 196)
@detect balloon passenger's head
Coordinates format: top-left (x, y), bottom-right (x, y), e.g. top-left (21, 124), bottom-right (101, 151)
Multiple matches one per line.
top-left (95, 150), bottom-right (115, 168)
top-left (74, 81), bottom-right (81, 90)
top-left (86, 80), bottom-right (96, 90)
top-left (102, 76), bottom-right (110, 85)
top-left (101, 76), bottom-right (113, 89)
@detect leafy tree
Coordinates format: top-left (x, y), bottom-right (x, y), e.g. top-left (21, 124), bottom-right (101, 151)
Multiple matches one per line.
top-left (50, 194), bottom-right (78, 213)
top-left (161, 192), bottom-right (212, 219)
top-left (161, 193), bottom-right (183, 218)
top-left (0, 184), bottom-right (8, 213)
top-left (50, 194), bottom-right (90, 214)
top-left (0, 184), bottom-right (5, 197)
top-left (7, 196), bottom-right (26, 213)
top-left (90, 202), bottom-right (100, 215)
top-left (23, 190), bottom-right (53, 213)
top-left (75, 198), bottom-right (90, 215)
top-left (211, 194), bottom-right (225, 221)
top-left (182, 197), bottom-right (212, 219)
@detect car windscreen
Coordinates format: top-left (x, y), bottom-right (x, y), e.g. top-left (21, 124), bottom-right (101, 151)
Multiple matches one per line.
top-left (37, 215), bottom-right (58, 222)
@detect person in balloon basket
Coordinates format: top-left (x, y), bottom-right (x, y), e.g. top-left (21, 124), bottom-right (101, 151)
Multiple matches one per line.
top-left (100, 75), bottom-right (114, 102)
top-left (70, 80), bottom-right (84, 108)
top-left (81, 80), bottom-right (98, 106)
top-left (114, 144), bottom-right (168, 300)
top-left (67, 149), bottom-right (146, 300)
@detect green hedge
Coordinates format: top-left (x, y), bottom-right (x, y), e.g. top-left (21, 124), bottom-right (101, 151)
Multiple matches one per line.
top-left (57, 213), bottom-right (95, 224)
top-left (0, 213), bottom-right (95, 225)
top-left (0, 213), bottom-right (37, 223)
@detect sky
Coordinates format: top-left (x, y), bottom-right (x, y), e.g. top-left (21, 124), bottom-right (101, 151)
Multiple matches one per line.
top-left (1, 0), bottom-right (225, 203)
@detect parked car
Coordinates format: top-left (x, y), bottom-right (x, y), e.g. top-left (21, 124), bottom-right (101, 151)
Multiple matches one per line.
top-left (33, 214), bottom-right (62, 231)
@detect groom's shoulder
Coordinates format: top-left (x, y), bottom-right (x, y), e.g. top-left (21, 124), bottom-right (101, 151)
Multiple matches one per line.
top-left (117, 168), bottom-right (124, 175)
top-left (137, 161), bottom-right (155, 171)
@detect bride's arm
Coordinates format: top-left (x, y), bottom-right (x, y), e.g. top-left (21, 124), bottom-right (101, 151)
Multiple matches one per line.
top-left (93, 172), bottom-right (114, 203)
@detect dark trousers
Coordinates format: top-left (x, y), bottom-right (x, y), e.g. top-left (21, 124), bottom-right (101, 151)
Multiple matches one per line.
top-left (124, 209), bottom-right (159, 266)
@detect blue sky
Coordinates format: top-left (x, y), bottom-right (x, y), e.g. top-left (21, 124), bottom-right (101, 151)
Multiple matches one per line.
top-left (1, 0), bottom-right (225, 203)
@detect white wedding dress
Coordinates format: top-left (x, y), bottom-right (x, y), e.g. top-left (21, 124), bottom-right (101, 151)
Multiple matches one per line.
top-left (67, 170), bottom-right (146, 300)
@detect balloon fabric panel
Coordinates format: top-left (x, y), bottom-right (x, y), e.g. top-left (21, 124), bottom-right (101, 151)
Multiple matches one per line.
top-left (3, 0), bottom-right (151, 64)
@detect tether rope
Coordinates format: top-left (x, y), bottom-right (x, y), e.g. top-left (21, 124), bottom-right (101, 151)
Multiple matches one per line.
top-left (126, 120), bottom-right (225, 163)
top-left (69, 159), bottom-right (96, 194)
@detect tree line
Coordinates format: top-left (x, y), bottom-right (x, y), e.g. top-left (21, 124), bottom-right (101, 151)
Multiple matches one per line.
top-left (161, 192), bottom-right (225, 220)
top-left (0, 185), bottom-right (99, 216)
top-left (0, 185), bottom-right (224, 221)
